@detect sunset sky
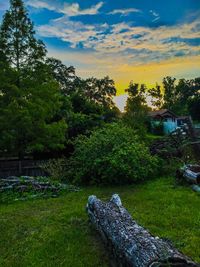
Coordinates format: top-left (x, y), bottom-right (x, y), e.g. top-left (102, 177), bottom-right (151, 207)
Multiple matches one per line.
top-left (0, 0), bottom-right (200, 99)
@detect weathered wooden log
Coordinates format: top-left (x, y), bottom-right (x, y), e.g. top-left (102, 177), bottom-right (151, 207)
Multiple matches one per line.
top-left (87, 194), bottom-right (200, 267)
top-left (183, 165), bottom-right (200, 185)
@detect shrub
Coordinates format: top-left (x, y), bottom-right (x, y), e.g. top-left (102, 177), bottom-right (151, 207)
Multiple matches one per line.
top-left (67, 123), bottom-right (159, 185)
top-left (40, 158), bottom-right (67, 182)
top-left (152, 121), bottom-right (164, 135)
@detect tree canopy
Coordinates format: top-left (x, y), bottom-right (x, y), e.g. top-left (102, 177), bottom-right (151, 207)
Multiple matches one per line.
top-left (124, 82), bottom-right (149, 133)
top-left (0, 0), bottom-right (67, 158)
top-left (0, 0), bottom-right (46, 72)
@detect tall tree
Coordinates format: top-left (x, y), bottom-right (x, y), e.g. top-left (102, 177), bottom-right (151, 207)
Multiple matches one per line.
top-left (187, 78), bottom-right (200, 121)
top-left (124, 82), bottom-right (149, 133)
top-left (148, 84), bottom-right (163, 109)
top-left (0, 0), bottom-right (67, 159)
top-left (0, 68), bottom-right (67, 158)
top-left (162, 76), bottom-right (200, 116)
top-left (188, 95), bottom-right (200, 121)
top-left (162, 76), bottom-right (177, 110)
top-left (46, 57), bottom-right (76, 94)
top-left (0, 0), bottom-right (46, 76)
top-left (75, 76), bottom-right (117, 108)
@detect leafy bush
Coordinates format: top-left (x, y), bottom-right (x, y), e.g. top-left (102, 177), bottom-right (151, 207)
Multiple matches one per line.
top-left (40, 158), bottom-right (67, 182)
top-left (152, 121), bottom-right (164, 135)
top-left (67, 123), bottom-right (159, 185)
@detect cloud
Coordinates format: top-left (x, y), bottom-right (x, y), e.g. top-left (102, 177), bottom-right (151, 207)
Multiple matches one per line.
top-left (38, 16), bottom-right (200, 65)
top-left (26, 0), bottom-right (103, 16)
top-left (150, 10), bottom-right (160, 22)
top-left (26, 0), bottom-right (56, 11)
top-left (47, 47), bottom-right (200, 95)
top-left (38, 16), bottom-right (109, 49)
top-left (62, 2), bottom-right (103, 16)
top-left (108, 8), bottom-right (141, 16)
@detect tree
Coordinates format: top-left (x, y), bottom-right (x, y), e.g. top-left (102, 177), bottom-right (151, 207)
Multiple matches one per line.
top-left (46, 57), bottom-right (76, 94)
top-left (0, 0), bottom-right (67, 159)
top-left (162, 76), bottom-right (177, 110)
top-left (124, 82), bottom-right (149, 133)
top-left (0, 64), bottom-right (67, 158)
top-left (191, 79), bottom-right (200, 121)
top-left (75, 76), bottom-right (117, 108)
top-left (0, 0), bottom-right (46, 74)
top-left (66, 76), bottom-right (118, 137)
top-left (148, 84), bottom-right (163, 109)
top-left (162, 76), bottom-right (200, 116)
top-left (188, 95), bottom-right (200, 121)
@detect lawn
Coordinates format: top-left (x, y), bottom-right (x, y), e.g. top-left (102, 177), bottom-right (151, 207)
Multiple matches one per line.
top-left (0, 177), bottom-right (200, 267)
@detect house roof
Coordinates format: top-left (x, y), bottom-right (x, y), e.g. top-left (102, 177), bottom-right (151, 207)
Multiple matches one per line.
top-left (148, 109), bottom-right (177, 118)
top-left (177, 116), bottom-right (190, 120)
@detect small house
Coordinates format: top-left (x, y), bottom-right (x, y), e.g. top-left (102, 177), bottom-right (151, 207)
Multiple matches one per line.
top-left (149, 109), bottom-right (192, 135)
top-left (149, 109), bottom-right (178, 134)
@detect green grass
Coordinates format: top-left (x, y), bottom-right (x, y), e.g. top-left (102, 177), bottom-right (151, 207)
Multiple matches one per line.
top-left (0, 177), bottom-right (200, 266)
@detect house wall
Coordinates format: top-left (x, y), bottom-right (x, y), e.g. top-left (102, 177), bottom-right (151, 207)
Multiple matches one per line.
top-left (163, 118), bottom-right (177, 134)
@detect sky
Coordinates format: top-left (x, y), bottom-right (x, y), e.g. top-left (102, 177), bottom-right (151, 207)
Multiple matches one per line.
top-left (0, 0), bottom-right (200, 104)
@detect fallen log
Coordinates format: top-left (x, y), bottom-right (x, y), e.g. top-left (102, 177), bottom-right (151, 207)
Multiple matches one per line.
top-left (87, 194), bottom-right (200, 267)
top-left (183, 165), bottom-right (200, 185)
top-left (177, 165), bottom-right (200, 185)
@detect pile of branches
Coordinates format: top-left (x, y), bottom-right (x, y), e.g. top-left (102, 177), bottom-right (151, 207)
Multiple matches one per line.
top-left (0, 176), bottom-right (79, 201)
top-left (150, 129), bottom-right (191, 159)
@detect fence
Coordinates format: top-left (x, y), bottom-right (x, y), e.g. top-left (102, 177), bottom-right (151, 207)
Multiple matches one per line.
top-left (0, 159), bottom-right (47, 178)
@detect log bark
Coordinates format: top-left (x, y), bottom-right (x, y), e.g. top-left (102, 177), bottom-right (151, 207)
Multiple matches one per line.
top-left (86, 194), bottom-right (200, 267)
top-left (183, 165), bottom-right (200, 185)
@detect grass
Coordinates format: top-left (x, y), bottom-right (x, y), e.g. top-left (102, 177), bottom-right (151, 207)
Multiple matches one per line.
top-left (0, 177), bottom-right (200, 266)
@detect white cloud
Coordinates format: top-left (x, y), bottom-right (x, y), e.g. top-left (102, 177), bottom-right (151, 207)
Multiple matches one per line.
top-left (62, 2), bottom-right (103, 16)
top-left (37, 15), bottom-right (200, 66)
top-left (109, 8), bottom-right (141, 16)
top-left (152, 16), bottom-right (160, 22)
top-left (26, 0), bottom-right (56, 11)
top-left (26, 0), bottom-right (103, 16)
top-left (150, 10), bottom-right (160, 22)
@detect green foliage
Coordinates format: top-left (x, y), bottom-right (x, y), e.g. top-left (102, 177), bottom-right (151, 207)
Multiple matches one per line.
top-left (148, 84), bottom-right (163, 109)
top-left (163, 76), bottom-right (177, 110)
top-left (0, 0), bottom-right (46, 72)
top-left (46, 57), bottom-right (76, 94)
top-left (0, 0), bottom-right (68, 157)
top-left (0, 67), bottom-right (67, 156)
top-left (151, 121), bottom-right (164, 135)
top-left (66, 92), bottom-right (118, 139)
top-left (67, 112), bottom-right (103, 138)
top-left (67, 123), bottom-right (159, 185)
top-left (162, 76), bottom-right (200, 118)
top-left (40, 158), bottom-right (67, 182)
top-left (74, 76), bottom-right (117, 108)
top-left (124, 82), bottom-right (149, 134)
top-left (188, 95), bottom-right (200, 121)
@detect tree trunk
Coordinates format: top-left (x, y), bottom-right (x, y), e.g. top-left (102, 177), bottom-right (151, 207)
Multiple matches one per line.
top-left (86, 194), bottom-right (200, 267)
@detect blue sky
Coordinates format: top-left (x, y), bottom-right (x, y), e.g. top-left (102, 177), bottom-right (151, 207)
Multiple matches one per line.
top-left (0, 0), bottom-right (200, 94)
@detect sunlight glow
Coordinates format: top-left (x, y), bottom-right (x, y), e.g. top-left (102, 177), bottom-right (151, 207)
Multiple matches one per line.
top-left (113, 94), bottom-right (128, 112)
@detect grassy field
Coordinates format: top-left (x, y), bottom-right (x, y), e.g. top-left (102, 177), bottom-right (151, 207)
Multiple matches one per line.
top-left (0, 177), bottom-right (200, 267)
